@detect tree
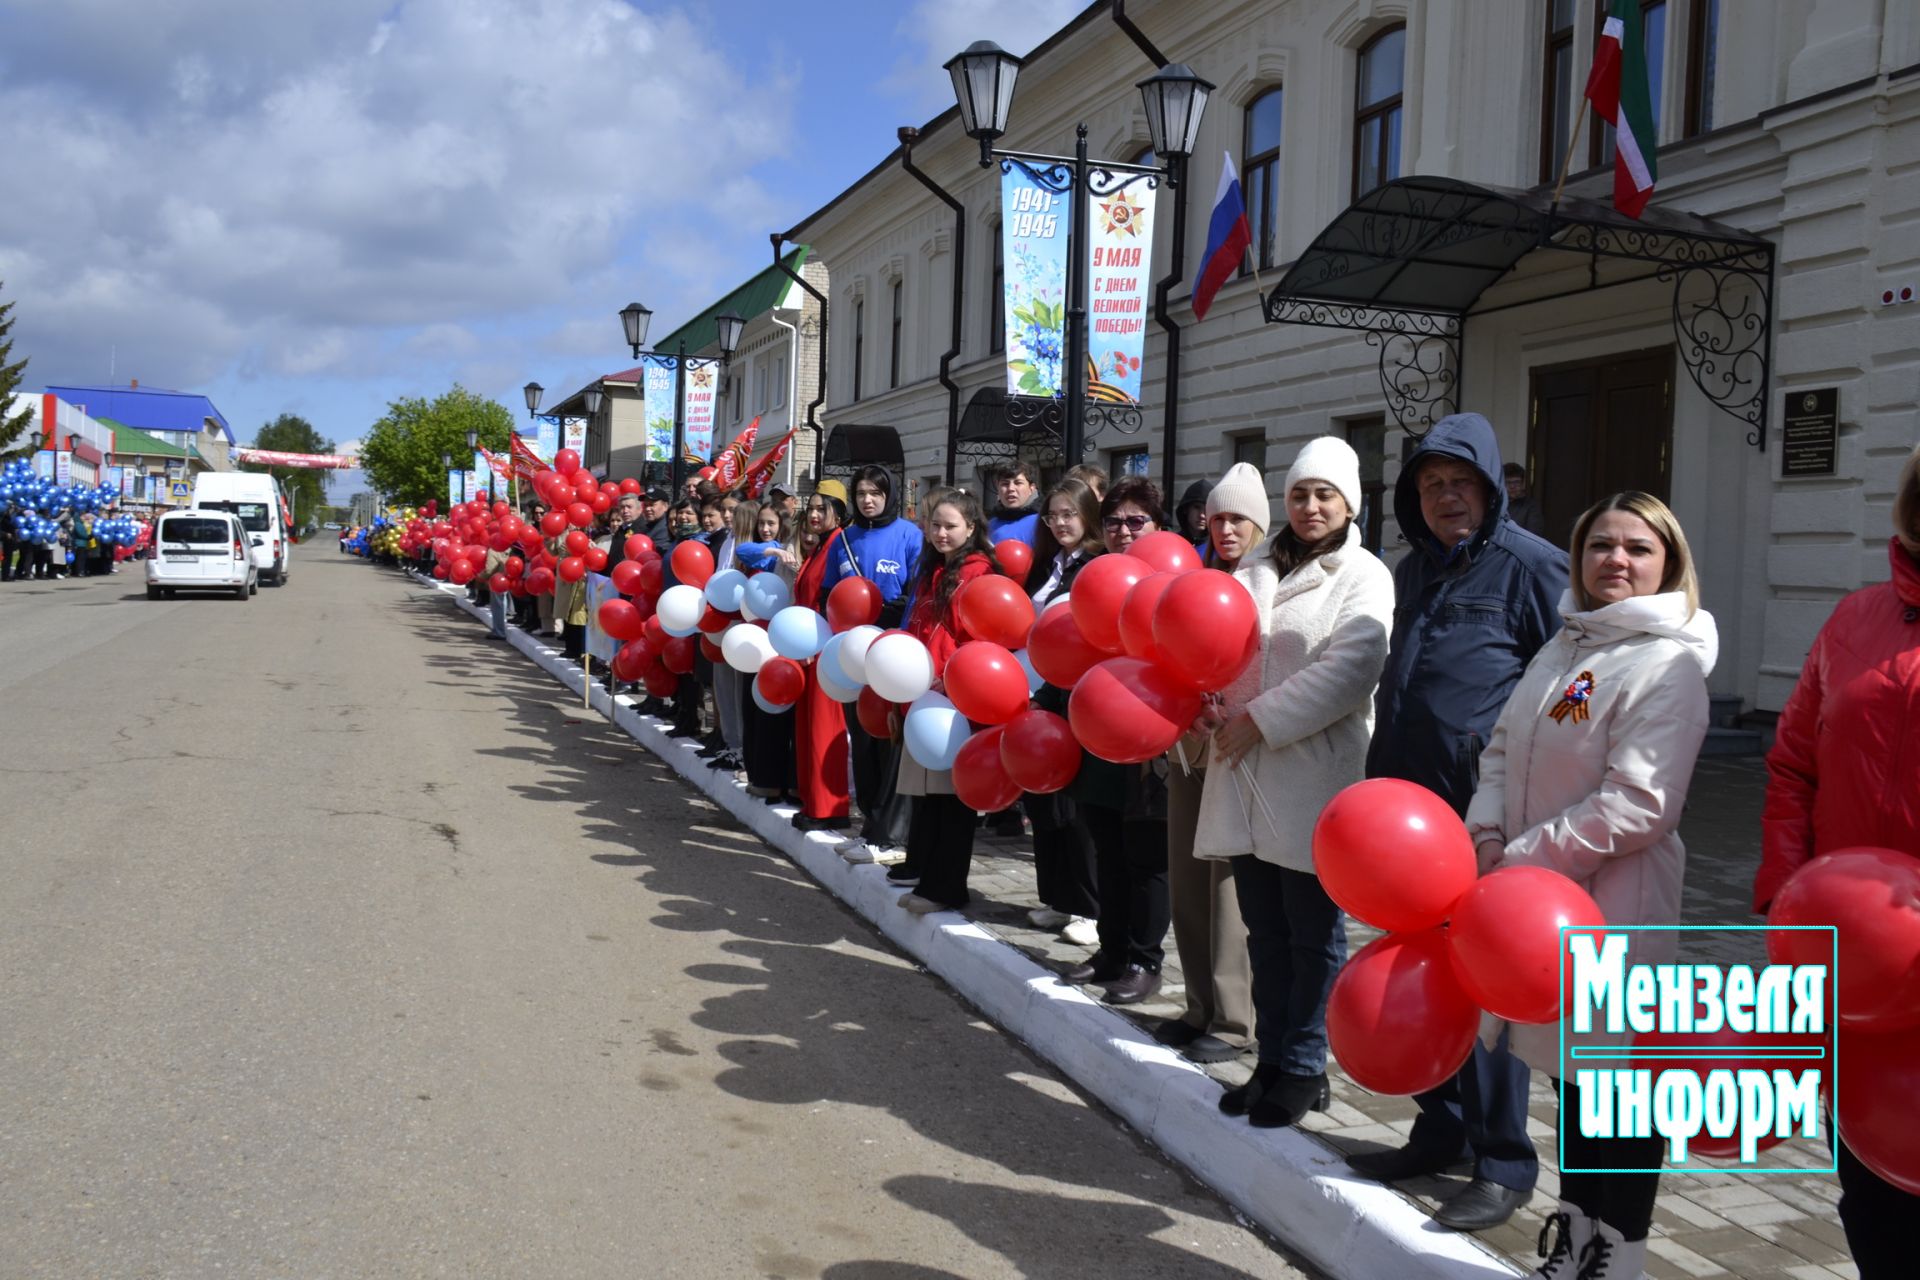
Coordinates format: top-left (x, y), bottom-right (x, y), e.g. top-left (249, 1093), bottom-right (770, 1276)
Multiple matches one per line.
top-left (241, 413), bottom-right (334, 533)
top-left (358, 385), bottom-right (514, 508)
top-left (0, 279), bottom-right (36, 459)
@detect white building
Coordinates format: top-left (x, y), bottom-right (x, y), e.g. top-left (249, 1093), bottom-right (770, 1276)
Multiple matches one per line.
top-left (784, 0), bottom-right (1920, 720)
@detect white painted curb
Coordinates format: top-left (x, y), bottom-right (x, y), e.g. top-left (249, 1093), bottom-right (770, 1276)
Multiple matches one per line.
top-left (420, 575), bottom-right (1518, 1280)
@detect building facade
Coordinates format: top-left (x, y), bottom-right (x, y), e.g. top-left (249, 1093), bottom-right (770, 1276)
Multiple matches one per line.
top-left (785, 0), bottom-right (1920, 717)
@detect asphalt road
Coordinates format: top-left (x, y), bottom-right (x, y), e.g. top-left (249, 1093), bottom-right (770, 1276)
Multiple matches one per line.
top-left (0, 546), bottom-right (1309, 1279)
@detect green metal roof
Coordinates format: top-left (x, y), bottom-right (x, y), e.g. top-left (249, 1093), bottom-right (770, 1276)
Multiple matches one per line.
top-left (650, 247), bottom-right (809, 355)
top-left (98, 417), bottom-right (191, 459)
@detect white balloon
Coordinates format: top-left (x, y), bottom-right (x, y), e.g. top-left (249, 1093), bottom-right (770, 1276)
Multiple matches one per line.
top-left (836, 624), bottom-right (884, 684)
top-left (768, 606), bottom-right (831, 661)
top-left (903, 691), bottom-right (969, 771)
top-left (865, 632), bottom-right (934, 704)
top-left (721, 623), bottom-right (776, 674)
top-left (657, 584), bottom-right (707, 636)
top-left (816, 659), bottom-right (861, 703)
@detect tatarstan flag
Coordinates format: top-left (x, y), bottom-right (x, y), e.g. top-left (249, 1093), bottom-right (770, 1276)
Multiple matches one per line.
top-left (1586, 0), bottom-right (1658, 218)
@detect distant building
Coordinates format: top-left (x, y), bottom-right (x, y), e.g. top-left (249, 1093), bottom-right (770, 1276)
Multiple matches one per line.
top-left (46, 381), bottom-right (235, 475)
top-left (349, 491), bottom-right (377, 525)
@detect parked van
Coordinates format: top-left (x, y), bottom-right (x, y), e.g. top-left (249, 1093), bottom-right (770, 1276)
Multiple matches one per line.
top-left (191, 471), bottom-right (291, 585)
top-left (146, 509), bottom-right (257, 600)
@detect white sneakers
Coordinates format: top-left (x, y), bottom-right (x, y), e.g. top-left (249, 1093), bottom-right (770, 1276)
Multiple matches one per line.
top-left (1524, 1205), bottom-right (1645, 1280)
top-left (1028, 907), bottom-right (1070, 929)
top-left (838, 839), bottom-right (905, 866)
top-left (1061, 916), bottom-right (1100, 947)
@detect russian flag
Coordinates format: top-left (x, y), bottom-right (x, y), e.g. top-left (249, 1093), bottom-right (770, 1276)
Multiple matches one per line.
top-left (1192, 151), bottom-right (1252, 321)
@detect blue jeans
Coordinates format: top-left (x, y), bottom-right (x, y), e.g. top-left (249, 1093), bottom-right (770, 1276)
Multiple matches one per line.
top-left (1230, 857), bottom-right (1346, 1074)
top-left (1409, 1032), bottom-right (1539, 1192)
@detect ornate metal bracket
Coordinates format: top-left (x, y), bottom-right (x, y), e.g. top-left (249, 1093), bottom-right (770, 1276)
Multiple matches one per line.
top-left (1266, 297), bottom-right (1462, 436)
top-left (1658, 261), bottom-right (1772, 449)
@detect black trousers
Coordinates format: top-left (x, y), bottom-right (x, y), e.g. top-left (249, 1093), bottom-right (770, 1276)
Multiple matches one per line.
top-left (1838, 1132), bottom-right (1915, 1279)
top-left (849, 717), bottom-right (911, 848)
top-left (1028, 800), bottom-right (1100, 918)
top-left (561, 621), bottom-right (585, 660)
top-left (1231, 856), bottom-right (1345, 1075)
top-left (0, 540), bottom-right (19, 579)
top-left (907, 793), bottom-right (976, 907)
top-left (742, 692), bottom-right (795, 794)
top-left (1079, 803), bottom-right (1169, 970)
top-left (1554, 1077), bottom-right (1663, 1240)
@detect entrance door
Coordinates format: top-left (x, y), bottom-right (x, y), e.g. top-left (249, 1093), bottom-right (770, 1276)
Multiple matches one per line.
top-left (1528, 346), bottom-right (1674, 548)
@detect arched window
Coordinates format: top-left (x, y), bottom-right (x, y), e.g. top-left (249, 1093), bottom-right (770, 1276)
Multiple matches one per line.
top-left (1354, 25), bottom-right (1405, 198)
top-left (1541, 0), bottom-right (1577, 182)
top-left (1243, 88), bottom-right (1283, 272)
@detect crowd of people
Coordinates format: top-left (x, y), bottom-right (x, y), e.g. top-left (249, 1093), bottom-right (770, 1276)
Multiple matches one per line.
top-left (404, 418), bottom-right (1915, 1280)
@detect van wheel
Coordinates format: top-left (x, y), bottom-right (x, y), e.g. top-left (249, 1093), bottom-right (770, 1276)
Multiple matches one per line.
top-left (249, 578), bottom-right (259, 595)
top-left (146, 585), bottom-right (161, 600)
top-left (235, 584), bottom-right (250, 601)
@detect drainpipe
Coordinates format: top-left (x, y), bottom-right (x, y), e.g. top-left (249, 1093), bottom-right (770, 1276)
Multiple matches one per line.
top-left (769, 308), bottom-right (800, 489)
top-left (1110, 1), bottom-right (1169, 68)
top-left (897, 125), bottom-right (965, 485)
top-left (769, 231), bottom-right (829, 483)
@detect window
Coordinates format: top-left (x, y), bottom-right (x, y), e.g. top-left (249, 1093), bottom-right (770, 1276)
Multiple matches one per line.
top-left (1110, 447), bottom-right (1149, 479)
top-left (1344, 415), bottom-right (1388, 553)
top-left (732, 370), bottom-right (744, 423)
top-left (890, 278), bottom-right (903, 389)
top-left (756, 358), bottom-right (770, 413)
top-left (1684, 0), bottom-right (1718, 137)
top-left (1354, 25), bottom-right (1405, 198)
top-left (1541, 0), bottom-right (1577, 182)
top-left (1242, 88), bottom-right (1283, 273)
top-left (1593, 2), bottom-right (1667, 168)
top-left (852, 298), bottom-right (864, 404)
top-left (990, 222), bottom-right (1005, 353)
top-left (1231, 432), bottom-right (1268, 474)
top-left (772, 354), bottom-right (786, 409)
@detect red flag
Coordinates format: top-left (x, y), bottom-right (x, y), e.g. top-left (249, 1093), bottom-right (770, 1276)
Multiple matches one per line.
top-left (711, 417), bottom-right (760, 489)
top-left (741, 430), bottom-right (796, 499)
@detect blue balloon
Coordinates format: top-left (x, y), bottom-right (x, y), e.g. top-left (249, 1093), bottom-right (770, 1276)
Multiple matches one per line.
top-left (704, 568), bottom-right (748, 612)
top-left (766, 606), bottom-right (830, 661)
top-left (751, 682), bottom-right (795, 716)
top-left (742, 572), bottom-right (792, 619)
top-left (902, 692), bottom-right (969, 771)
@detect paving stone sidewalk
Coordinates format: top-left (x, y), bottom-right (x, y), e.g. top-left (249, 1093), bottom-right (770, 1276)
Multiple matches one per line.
top-left (939, 756), bottom-right (1854, 1280)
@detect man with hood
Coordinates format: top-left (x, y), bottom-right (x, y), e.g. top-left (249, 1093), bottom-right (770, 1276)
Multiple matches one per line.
top-left (987, 461), bottom-right (1041, 547)
top-left (1174, 478), bottom-right (1214, 545)
top-left (1348, 411), bottom-right (1569, 1233)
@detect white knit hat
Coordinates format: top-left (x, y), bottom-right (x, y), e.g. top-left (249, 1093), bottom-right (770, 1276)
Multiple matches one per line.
top-left (1283, 437), bottom-right (1364, 519)
top-left (1205, 462), bottom-right (1271, 538)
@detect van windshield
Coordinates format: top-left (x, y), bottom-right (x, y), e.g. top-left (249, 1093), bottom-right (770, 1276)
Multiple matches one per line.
top-left (161, 517), bottom-right (233, 545)
top-left (200, 500), bottom-right (271, 532)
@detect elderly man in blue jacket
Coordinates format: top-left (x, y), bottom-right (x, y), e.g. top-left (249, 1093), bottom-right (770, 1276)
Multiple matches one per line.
top-left (1349, 412), bottom-right (1569, 1232)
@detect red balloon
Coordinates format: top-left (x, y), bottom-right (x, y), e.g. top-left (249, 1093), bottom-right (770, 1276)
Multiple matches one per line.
top-left (524, 567), bottom-right (554, 594)
top-left (430, 563), bottom-right (448, 579)
top-left (623, 534), bottom-right (655, 561)
top-left (998, 709), bottom-right (1081, 794)
top-left (557, 556), bottom-right (586, 583)
top-left (696, 606), bottom-right (733, 636)
top-left (1449, 867), bottom-right (1606, 1024)
top-left (1067, 656), bottom-right (1204, 765)
top-left (1117, 572), bottom-right (1177, 664)
top-left (993, 539), bottom-right (1033, 581)
top-left (670, 540), bottom-right (715, 588)
top-left (1767, 847), bottom-right (1920, 1031)
top-left (953, 727), bottom-right (1022, 812)
top-left (448, 558), bottom-right (477, 585)
top-left (612, 639), bottom-right (654, 682)
top-left (1328, 931), bottom-right (1481, 1095)
top-left (1631, 1022), bottom-right (1818, 1159)
top-left (564, 530), bottom-right (591, 556)
top-left (598, 598), bottom-right (647, 641)
top-left (1838, 1021), bottom-right (1920, 1193)
top-left (643, 667), bottom-right (680, 699)
top-left (540, 510), bottom-right (568, 537)
top-left (825, 576), bottom-right (883, 632)
top-left (757, 657), bottom-right (806, 707)
top-left (661, 636), bottom-right (696, 675)
top-left (698, 635), bottom-right (725, 664)
top-left (503, 555), bottom-right (525, 579)
top-left (1152, 569), bottom-right (1259, 691)
top-left (611, 560), bottom-right (647, 595)
top-left (641, 614), bottom-right (667, 646)
top-left (954, 575), bottom-right (1037, 650)
top-left (1069, 554), bottom-right (1148, 654)
top-left (943, 642), bottom-right (1031, 726)
top-left (584, 546), bottom-right (609, 572)
top-left (519, 528), bottom-right (545, 553)
top-left (488, 529), bottom-right (513, 552)
top-left (856, 687), bottom-right (899, 740)
top-left (638, 560), bottom-right (665, 596)
top-left (590, 492), bottom-right (613, 515)
top-left (1313, 778), bottom-right (1478, 933)
top-left (619, 477), bottom-right (642, 495)
top-left (554, 448), bottom-right (581, 475)
top-left (565, 501), bottom-right (594, 529)
top-left (488, 572), bottom-right (511, 594)
top-left (1127, 530), bottom-right (1201, 576)
top-left (1026, 601), bottom-right (1106, 689)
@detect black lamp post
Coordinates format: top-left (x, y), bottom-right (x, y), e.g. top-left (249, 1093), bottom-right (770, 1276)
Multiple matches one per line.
top-left (947, 43), bottom-right (1212, 465)
top-left (441, 451), bottom-right (458, 507)
top-left (619, 302), bottom-right (745, 492)
top-left (523, 382), bottom-right (543, 418)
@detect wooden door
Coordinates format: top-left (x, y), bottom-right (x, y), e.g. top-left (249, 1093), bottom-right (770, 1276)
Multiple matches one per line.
top-left (1527, 346), bottom-right (1674, 548)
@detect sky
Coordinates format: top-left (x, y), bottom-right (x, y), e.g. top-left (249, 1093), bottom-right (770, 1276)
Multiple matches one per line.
top-left (0, 0), bottom-right (1086, 501)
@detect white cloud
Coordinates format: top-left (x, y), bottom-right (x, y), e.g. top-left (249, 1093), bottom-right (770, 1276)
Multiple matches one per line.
top-left (881, 0), bottom-right (1089, 113)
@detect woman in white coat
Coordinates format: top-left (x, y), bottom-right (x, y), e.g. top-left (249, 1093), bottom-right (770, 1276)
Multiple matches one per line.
top-left (1195, 442), bottom-right (1395, 1128)
top-left (1465, 491), bottom-right (1715, 1280)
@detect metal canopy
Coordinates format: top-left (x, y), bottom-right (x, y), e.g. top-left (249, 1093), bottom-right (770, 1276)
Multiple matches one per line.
top-left (820, 424), bottom-right (905, 479)
top-left (957, 387), bottom-right (1065, 466)
top-left (1261, 175), bottom-right (1776, 447)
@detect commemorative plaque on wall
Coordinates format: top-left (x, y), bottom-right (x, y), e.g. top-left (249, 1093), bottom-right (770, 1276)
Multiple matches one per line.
top-left (1780, 388), bottom-right (1839, 478)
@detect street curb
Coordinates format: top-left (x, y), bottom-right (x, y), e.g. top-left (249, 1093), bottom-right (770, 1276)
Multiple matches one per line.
top-left (420, 575), bottom-right (1517, 1280)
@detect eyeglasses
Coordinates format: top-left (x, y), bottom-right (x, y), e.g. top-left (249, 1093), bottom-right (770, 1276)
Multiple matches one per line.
top-left (1042, 511), bottom-right (1080, 525)
top-left (1102, 514), bottom-right (1151, 533)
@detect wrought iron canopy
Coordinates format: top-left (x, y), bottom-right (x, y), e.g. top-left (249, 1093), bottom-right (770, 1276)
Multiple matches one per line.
top-left (1261, 176), bottom-right (1776, 447)
top-left (820, 424), bottom-right (905, 478)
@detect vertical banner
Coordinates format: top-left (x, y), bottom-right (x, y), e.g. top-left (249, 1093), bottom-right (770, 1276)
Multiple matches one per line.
top-left (1001, 162), bottom-right (1069, 398)
top-left (528, 417), bottom-right (561, 464)
top-left (561, 418), bottom-right (587, 457)
top-left (54, 451), bottom-right (73, 485)
top-left (683, 362), bottom-right (717, 461)
top-left (472, 451), bottom-right (493, 503)
top-left (583, 573), bottom-right (621, 665)
top-left (1086, 175), bottom-right (1156, 404)
top-left (448, 469), bottom-right (463, 508)
top-left (643, 358), bottom-right (676, 463)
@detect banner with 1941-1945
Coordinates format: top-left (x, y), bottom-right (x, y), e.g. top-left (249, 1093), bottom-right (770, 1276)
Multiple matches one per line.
top-left (643, 358), bottom-right (676, 463)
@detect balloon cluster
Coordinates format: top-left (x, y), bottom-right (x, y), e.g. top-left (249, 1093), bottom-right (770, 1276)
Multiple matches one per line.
top-left (1, 459), bottom-right (122, 523)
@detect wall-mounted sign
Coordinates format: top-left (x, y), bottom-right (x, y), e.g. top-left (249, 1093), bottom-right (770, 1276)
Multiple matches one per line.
top-left (1781, 388), bottom-right (1838, 478)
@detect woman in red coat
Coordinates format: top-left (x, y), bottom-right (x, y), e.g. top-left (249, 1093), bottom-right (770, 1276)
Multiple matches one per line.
top-left (1755, 443), bottom-right (1920, 1280)
top-left (791, 483), bottom-right (853, 832)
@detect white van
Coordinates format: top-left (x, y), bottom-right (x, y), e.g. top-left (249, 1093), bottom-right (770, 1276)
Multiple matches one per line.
top-left (191, 471), bottom-right (292, 585)
top-left (146, 509), bottom-right (257, 600)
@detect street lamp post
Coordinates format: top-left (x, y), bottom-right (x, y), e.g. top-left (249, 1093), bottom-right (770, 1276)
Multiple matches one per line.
top-left (441, 451), bottom-right (458, 509)
top-left (620, 303), bottom-right (746, 493)
top-left (465, 427), bottom-right (489, 504)
top-left (946, 43), bottom-right (1211, 465)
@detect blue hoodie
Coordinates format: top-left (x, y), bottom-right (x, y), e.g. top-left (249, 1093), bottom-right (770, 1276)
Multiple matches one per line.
top-left (1365, 412), bottom-right (1570, 816)
top-left (818, 475), bottom-right (921, 617)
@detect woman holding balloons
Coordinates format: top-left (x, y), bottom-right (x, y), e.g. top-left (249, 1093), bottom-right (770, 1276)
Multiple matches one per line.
top-left (705, 499), bottom-right (760, 775)
top-left (1464, 492), bottom-right (1714, 1280)
top-left (741, 503), bottom-right (800, 801)
top-left (1753, 444), bottom-right (1920, 1280)
top-left (790, 480), bottom-right (854, 833)
top-left (1193, 446), bottom-right (1394, 1127)
top-left (889, 490), bottom-right (997, 914)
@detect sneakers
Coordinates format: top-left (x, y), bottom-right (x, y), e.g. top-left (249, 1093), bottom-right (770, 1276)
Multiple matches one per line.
top-left (1027, 907), bottom-right (1071, 929)
top-left (1573, 1219), bottom-right (1644, 1280)
top-left (866, 845), bottom-right (907, 866)
top-left (1523, 1204), bottom-right (1592, 1280)
top-left (1061, 916), bottom-right (1100, 947)
top-left (840, 841), bottom-right (880, 864)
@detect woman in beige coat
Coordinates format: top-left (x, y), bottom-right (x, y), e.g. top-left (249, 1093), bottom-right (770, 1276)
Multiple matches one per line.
top-left (1465, 491), bottom-right (1715, 1280)
top-left (1194, 441), bottom-right (1395, 1129)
